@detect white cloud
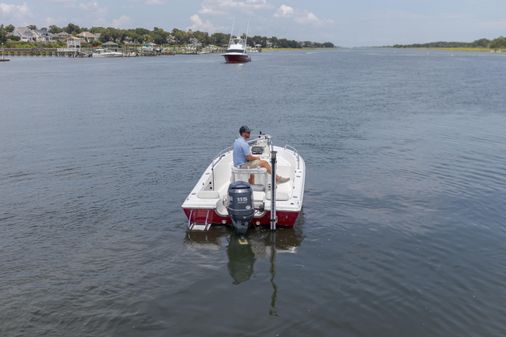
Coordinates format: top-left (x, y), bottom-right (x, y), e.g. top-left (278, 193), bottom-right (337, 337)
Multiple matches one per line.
top-left (199, 0), bottom-right (270, 16)
top-left (111, 15), bottom-right (131, 28)
top-left (189, 14), bottom-right (220, 32)
top-left (45, 0), bottom-right (76, 5)
top-left (0, 2), bottom-right (30, 19)
top-left (143, 0), bottom-right (166, 5)
top-left (274, 4), bottom-right (332, 26)
top-left (274, 4), bottom-right (294, 18)
top-left (79, 1), bottom-right (102, 12)
top-left (129, 0), bottom-right (166, 5)
top-left (77, 0), bottom-right (107, 25)
top-left (295, 11), bottom-right (321, 25)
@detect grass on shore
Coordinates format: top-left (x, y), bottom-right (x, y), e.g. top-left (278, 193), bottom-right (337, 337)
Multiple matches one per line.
top-left (433, 47), bottom-right (505, 52)
top-left (404, 47), bottom-right (506, 53)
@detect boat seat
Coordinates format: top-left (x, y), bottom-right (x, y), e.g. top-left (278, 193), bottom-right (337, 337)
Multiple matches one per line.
top-left (277, 166), bottom-right (292, 179)
top-left (265, 191), bottom-right (290, 201)
top-left (231, 167), bottom-right (267, 185)
top-left (197, 190), bottom-right (220, 199)
top-left (216, 197), bottom-right (228, 216)
top-left (251, 184), bottom-right (264, 192)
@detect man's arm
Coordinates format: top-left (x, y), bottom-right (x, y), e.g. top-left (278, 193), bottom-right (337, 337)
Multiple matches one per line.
top-left (242, 142), bottom-right (259, 161)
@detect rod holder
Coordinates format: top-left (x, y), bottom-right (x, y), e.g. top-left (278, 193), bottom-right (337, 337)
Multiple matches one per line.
top-left (270, 151), bottom-right (277, 231)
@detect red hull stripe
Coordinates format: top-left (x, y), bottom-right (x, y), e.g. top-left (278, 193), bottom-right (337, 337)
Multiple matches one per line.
top-left (224, 55), bottom-right (251, 63)
top-left (183, 208), bottom-right (299, 228)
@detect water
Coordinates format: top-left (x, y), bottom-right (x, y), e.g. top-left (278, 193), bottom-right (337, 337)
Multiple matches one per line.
top-left (1, 49), bottom-right (505, 337)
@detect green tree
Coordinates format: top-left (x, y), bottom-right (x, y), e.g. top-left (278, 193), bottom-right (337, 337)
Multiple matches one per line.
top-left (27, 24), bottom-right (37, 30)
top-left (192, 30), bottom-right (210, 45)
top-left (64, 23), bottom-right (81, 34)
top-left (472, 38), bottom-right (490, 48)
top-left (49, 25), bottom-right (63, 34)
top-left (490, 36), bottom-right (506, 49)
top-left (0, 25), bottom-right (7, 45)
top-left (5, 24), bottom-right (15, 33)
top-left (171, 28), bottom-right (189, 44)
top-left (210, 32), bottom-right (229, 46)
top-left (152, 27), bottom-right (168, 45)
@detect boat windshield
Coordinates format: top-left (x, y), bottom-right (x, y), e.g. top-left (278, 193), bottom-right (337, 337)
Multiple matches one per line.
top-left (227, 49), bottom-right (245, 53)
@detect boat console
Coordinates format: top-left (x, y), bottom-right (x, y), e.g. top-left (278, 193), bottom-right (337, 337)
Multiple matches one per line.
top-left (251, 146), bottom-right (264, 155)
top-left (248, 135), bottom-right (272, 160)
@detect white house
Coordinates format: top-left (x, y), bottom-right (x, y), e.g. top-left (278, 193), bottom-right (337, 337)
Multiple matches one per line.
top-left (11, 27), bottom-right (54, 43)
top-left (36, 28), bottom-right (54, 42)
top-left (12, 27), bottom-right (41, 42)
top-left (66, 37), bottom-right (81, 50)
top-left (77, 31), bottom-right (99, 43)
top-left (55, 32), bottom-right (70, 42)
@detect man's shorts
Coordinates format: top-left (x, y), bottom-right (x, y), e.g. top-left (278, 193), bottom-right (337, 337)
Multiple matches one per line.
top-left (240, 160), bottom-right (261, 169)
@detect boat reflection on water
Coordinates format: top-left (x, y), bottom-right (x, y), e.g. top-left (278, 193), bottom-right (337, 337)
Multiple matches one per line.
top-left (184, 225), bottom-right (304, 315)
top-left (185, 227), bottom-right (303, 284)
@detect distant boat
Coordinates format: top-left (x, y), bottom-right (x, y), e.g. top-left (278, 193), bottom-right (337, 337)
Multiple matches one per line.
top-left (92, 42), bottom-right (124, 58)
top-left (92, 48), bottom-right (123, 58)
top-left (223, 36), bottom-right (251, 63)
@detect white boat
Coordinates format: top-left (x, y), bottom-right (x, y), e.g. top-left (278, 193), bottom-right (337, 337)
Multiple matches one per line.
top-left (92, 48), bottom-right (124, 58)
top-left (223, 36), bottom-right (251, 63)
top-left (182, 134), bottom-right (305, 233)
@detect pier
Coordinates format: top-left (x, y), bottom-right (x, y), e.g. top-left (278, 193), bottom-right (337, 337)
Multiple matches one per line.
top-left (0, 46), bottom-right (227, 58)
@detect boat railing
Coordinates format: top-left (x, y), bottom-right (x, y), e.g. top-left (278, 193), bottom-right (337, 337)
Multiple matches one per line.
top-left (211, 146), bottom-right (232, 169)
top-left (284, 145), bottom-right (300, 170)
top-left (210, 146), bottom-right (231, 191)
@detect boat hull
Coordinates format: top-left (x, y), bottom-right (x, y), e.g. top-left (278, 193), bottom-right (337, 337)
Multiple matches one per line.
top-left (92, 53), bottom-right (123, 58)
top-left (223, 54), bottom-right (251, 63)
top-left (183, 208), bottom-right (300, 228)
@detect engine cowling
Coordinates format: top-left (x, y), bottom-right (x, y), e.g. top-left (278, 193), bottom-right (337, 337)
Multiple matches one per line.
top-left (227, 181), bottom-right (254, 234)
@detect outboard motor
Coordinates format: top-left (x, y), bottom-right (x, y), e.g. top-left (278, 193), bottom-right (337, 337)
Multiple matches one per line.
top-left (227, 181), bottom-right (254, 235)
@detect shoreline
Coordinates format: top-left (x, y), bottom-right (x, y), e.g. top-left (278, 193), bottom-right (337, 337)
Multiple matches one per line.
top-left (261, 47), bottom-right (333, 52)
top-left (392, 47), bottom-right (505, 53)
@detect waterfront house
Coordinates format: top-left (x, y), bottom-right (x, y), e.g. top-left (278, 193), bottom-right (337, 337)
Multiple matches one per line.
top-left (55, 32), bottom-right (70, 42)
top-left (189, 37), bottom-right (202, 47)
top-left (167, 35), bottom-right (176, 45)
top-left (12, 27), bottom-right (42, 42)
top-left (123, 36), bottom-right (134, 45)
top-left (66, 37), bottom-right (81, 51)
top-left (77, 31), bottom-right (99, 43)
top-left (36, 28), bottom-right (54, 42)
top-left (102, 41), bottom-right (120, 52)
top-left (56, 36), bottom-right (82, 55)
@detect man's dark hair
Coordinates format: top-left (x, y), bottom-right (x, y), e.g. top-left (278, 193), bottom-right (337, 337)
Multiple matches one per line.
top-left (239, 125), bottom-right (251, 135)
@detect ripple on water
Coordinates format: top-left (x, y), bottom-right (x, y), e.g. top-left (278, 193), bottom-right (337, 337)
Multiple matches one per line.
top-left (1, 50), bottom-right (506, 337)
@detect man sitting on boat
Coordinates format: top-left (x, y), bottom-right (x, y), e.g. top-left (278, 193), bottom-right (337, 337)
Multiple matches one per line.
top-left (233, 126), bottom-right (290, 184)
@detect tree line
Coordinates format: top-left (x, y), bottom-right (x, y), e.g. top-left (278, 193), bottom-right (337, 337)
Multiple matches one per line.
top-left (0, 23), bottom-right (335, 48)
top-left (392, 37), bottom-right (506, 50)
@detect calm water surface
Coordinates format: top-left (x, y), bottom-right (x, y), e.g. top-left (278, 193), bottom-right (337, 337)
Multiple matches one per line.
top-left (1, 49), bottom-right (505, 337)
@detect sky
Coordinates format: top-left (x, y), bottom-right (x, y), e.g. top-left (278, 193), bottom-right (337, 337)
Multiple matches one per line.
top-left (1, 0), bottom-right (506, 46)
